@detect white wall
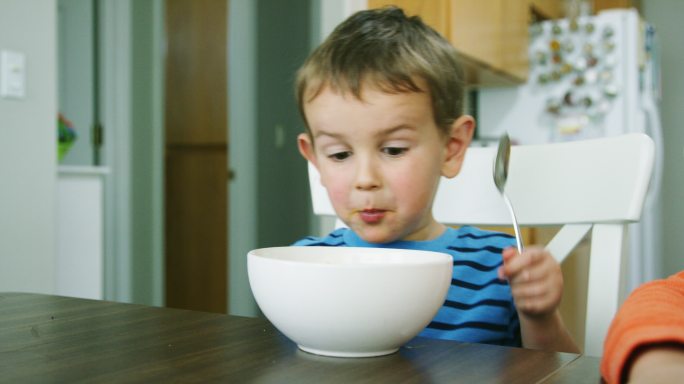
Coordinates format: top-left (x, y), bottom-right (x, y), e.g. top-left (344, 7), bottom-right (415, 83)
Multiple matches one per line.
top-left (642, 0), bottom-right (684, 277)
top-left (0, 0), bottom-right (58, 293)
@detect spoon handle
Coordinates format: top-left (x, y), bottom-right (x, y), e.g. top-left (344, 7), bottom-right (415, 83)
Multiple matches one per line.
top-left (502, 193), bottom-right (523, 254)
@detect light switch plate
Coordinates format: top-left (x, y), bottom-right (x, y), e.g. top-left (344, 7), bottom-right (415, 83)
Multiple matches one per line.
top-left (0, 50), bottom-right (26, 99)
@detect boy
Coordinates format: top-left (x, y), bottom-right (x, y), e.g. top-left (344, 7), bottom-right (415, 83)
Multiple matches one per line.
top-left (293, 6), bottom-right (578, 353)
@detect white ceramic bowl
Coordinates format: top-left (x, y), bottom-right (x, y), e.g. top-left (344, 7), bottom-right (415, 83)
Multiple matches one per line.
top-left (247, 246), bottom-right (452, 357)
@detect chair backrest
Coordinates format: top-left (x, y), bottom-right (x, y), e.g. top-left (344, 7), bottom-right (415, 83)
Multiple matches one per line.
top-left (308, 133), bottom-right (655, 357)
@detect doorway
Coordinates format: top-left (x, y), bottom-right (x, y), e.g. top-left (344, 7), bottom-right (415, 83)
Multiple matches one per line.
top-left (59, 0), bottom-right (315, 314)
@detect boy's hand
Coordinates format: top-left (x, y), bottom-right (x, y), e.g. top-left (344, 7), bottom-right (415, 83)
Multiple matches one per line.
top-left (498, 246), bottom-right (563, 318)
top-left (498, 246), bottom-right (579, 353)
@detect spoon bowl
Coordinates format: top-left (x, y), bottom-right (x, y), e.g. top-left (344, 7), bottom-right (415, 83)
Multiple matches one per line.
top-left (493, 133), bottom-right (523, 253)
top-left (493, 134), bottom-right (511, 192)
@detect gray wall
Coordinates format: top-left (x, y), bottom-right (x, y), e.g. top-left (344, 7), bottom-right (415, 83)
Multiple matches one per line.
top-left (228, 0), bottom-right (259, 316)
top-left (255, 0), bottom-right (312, 249)
top-left (129, 0), bottom-right (164, 305)
top-left (228, 0), bottom-right (315, 316)
top-left (0, 0), bottom-right (58, 293)
top-left (643, 0), bottom-right (684, 277)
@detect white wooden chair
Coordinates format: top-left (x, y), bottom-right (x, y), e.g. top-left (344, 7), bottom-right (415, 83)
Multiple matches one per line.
top-left (307, 133), bottom-right (655, 357)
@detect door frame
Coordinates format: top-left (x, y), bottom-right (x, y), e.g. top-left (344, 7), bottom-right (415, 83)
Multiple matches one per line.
top-left (100, 0), bottom-right (165, 306)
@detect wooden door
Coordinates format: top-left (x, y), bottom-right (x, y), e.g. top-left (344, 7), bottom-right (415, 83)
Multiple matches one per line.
top-left (164, 0), bottom-right (228, 313)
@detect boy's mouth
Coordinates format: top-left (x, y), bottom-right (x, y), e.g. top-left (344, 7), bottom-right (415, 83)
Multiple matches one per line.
top-left (358, 209), bottom-right (386, 224)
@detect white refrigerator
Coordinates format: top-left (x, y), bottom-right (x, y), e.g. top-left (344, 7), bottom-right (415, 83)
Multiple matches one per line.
top-left (478, 9), bottom-right (663, 293)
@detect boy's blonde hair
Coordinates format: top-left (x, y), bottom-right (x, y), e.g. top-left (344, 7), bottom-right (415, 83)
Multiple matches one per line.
top-left (296, 6), bottom-right (465, 137)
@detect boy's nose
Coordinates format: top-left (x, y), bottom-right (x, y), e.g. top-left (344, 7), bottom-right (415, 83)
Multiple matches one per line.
top-left (355, 157), bottom-right (381, 191)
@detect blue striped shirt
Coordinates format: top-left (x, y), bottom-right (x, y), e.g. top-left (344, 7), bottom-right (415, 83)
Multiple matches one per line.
top-left (293, 226), bottom-right (521, 347)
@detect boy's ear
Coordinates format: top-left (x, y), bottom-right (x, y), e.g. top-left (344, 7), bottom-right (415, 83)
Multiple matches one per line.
top-left (441, 115), bottom-right (475, 178)
top-left (297, 132), bottom-right (318, 167)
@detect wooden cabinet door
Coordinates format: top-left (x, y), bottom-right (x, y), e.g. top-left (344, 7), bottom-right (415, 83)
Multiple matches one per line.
top-left (499, 0), bottom-right (531, 80)
top-left (448, 1), bottom-right (503, 75)
top-left (368, 0), bottom-right (451, 37)
top-left (529, 0), bottom-right (565, 19)
top-left (594, 0), bottom-right (641, 12)
top-left (368, 0), bottom-right (530, 85)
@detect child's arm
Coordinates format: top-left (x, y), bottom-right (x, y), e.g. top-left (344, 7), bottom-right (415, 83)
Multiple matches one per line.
top-left (498, 246), bottom-right (580, 353)
top-left (627, 346), bottom-right (684, 384)
top-left (601, 270), bottom-right (684, 383)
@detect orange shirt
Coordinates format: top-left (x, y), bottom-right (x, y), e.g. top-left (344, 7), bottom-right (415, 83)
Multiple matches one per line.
top-left (601, 270), bottom-right (684, 383)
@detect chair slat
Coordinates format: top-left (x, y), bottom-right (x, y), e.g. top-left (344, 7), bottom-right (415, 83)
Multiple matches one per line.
top-left (546, 224), bottom-right (593, 263)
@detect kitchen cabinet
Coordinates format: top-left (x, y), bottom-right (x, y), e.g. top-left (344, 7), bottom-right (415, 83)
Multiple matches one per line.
top-left (530, 0), bottom-right (640, 20)
top-left (529, 0), bottom-right (565, 19)
top-left (365, 0), bottom-right (573, 86)
top-left (594, 0), bottom-right (641, 12)
top-left (368, 0), bottom-right (536, 86)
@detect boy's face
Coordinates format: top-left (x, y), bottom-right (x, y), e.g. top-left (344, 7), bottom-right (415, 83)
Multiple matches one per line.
top-left (298, 84), bottom-right (473, 243)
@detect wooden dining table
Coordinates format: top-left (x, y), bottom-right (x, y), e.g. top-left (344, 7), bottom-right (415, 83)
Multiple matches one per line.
top-left (0, 292), bottom-right (601, 383)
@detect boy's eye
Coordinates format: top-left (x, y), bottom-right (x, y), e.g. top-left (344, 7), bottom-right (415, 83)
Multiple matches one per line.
top-left (382, 147), bottom-right (408, 156)
top-left (328, 151), bottom-right (352, 161)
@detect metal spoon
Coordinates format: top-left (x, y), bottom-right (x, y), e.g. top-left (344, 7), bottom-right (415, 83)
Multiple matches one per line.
top-left (493, 133), bottom-right (523, 254)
